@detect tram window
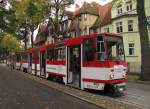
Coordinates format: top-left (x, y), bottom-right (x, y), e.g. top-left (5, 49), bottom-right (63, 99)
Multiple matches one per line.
top-left (83, 38), bottom-right (95, 61)
top-left (47, 48), bottom-right (54, 61)
top-left (105, 37), bottom-right (125, 61)
top-left (61, 47), bottom-right (66, 61)
top-left (96, 36), bottom-right (106, 61)
top-left (16, 54), bottom-right (21, 61)
top-left (22, 54), bottom-right (28, 59)
top-left (55, 47), bottom-right (66, 61)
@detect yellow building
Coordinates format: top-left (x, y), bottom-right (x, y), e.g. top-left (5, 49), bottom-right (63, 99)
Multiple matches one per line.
top-left (90, 0), bottom-right (150, 73)
top-left (110, 0), bottom-right (149, 73)
top-left (105, 0), bottom-right (142, 73)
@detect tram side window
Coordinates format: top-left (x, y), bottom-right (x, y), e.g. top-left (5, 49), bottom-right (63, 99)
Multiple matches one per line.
top-left (16, 54), bottom-right (21, 61)
top-left (22, 54), bottom-right (28, 60)
top-left (55, 47), bottom-right (66, 61)
top-left (47, 48), bottom-right (54, 61)
top-left (83, 38), bottom-right (95, 61)
top-left (97, 36), bottom-right (106, 61)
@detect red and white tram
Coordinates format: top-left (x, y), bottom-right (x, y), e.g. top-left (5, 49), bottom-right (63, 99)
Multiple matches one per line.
top-left (21, 50), bottom-right (29, 72)
top-left (15, 51), bottom-right (23, 70)
top-left (15, 33), bottom-right (127, 93)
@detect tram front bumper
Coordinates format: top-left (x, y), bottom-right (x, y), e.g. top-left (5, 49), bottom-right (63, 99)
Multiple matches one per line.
top-left (113, 82), bottom-right (126, 94)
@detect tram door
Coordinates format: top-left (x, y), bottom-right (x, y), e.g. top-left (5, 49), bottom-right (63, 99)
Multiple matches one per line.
top-left (67, 45), bottom-right (81, 88)
top-left (40, 51), bottom-right (46, 77)
top-left (29, 53), bottom-right (32, 73)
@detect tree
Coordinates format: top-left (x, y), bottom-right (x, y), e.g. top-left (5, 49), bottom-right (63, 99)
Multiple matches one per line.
top-left (12, 0), bottom-right (31, 50)
top-left (0, 4), bottom-right (17, 35)
top-left (44, 0), bottom-right (74, 40)
top-left (25, 0), bottom-right (45, 48)
top-left (0, 33), bottom-right (20, 56)
top-left (11, 0), bottom-right (45, 48)
top-left (137, 0), bottom-right (150, 80)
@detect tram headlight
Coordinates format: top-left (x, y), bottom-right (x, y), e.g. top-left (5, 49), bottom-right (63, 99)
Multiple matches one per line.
top-left (109, 69), bottom-right (115, 79)
top-left (122, 72), bottom-right (126, 78)
top-left (109, 73), bottom-right (114, 79)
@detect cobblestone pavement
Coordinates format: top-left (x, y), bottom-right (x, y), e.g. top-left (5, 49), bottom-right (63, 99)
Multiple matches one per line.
top-left (117, 82), bottom-right (150, 109)
top-left (1, 64), bottom-right (149, 109)
top-left (0, 64), bottom-right (103, 109)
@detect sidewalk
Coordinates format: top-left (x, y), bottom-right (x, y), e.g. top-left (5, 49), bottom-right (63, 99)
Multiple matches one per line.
top-left (13, 69), bottom-right (144, 109)
top-left (118, 81), bottom-right (150, 109)
top-left (127, 74), bottom-right (150, 85)
top-left (129, 80), bottom-right (150, 85)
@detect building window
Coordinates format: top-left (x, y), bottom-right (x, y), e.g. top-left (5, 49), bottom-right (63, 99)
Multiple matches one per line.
top-left (147, 16), bottom-right (150, 28)
top-left (117, 7), bottom-right (123, 15)
top-left (84, 26), bottom-right (87, 35)
top-left (78, 15), bottom-right (81, 21)
top-left (84, 14), bottom-right (87, 21)
top-left (104, 27), bottom-right (109, 32)
top-left (65, 22), bottom-right (68, 29)
top-left (116, 22), bottom-right (123, 33)
top-left (129, 43), bottom-right (134, 55)
top-left (126, 3), bottom-right (132, 12)
top-left (128, 20), bottom-right (133, 31)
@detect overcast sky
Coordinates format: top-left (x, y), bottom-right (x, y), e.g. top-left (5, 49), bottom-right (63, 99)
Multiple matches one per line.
top-left (75, 0), bottom-right (112, 5)
top-left (67, 0), bottom-right (112, 11)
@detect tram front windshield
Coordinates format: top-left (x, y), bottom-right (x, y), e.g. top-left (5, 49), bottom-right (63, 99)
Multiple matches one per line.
top-left (97, 36), bottom-right (125, 61)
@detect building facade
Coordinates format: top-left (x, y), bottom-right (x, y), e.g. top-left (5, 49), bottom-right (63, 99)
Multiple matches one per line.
top-left (107, 0), bottom-right (150, 73)
top-left (90, 0), bottom-right (150, 73)
top-left (34, 0), bottom-right (150, 73)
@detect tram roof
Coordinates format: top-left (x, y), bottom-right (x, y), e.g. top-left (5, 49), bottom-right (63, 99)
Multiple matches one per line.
top-left (17, 32), bottom-right (122, 53)
top-left (45, 32), bottom-right (122, 47)
top-left (16, 50), bottom-right (26, 54)
top-left (63, 32), bottom-right (122, 46)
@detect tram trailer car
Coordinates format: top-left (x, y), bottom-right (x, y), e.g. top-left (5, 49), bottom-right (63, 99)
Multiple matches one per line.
top-left (28, 48), bottom-right (39, 75)
top-left (45, 33), bottom-right (127, 93)
top-left (28, 46), bottom-right (47, 76)
top-left (21, 50), bottom-right (29, 72)
top-left (15, 51), bottom-right (23, 70)
top-left (38, 45), bottom-right (48, 78)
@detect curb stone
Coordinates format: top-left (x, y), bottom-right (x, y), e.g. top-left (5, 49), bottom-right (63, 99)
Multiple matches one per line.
top-left (15, 70), bottom-right (142, 109)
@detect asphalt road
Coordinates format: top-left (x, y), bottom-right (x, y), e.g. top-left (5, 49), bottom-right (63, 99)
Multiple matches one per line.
top-left (0, 64), bottom-right (102, 109)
